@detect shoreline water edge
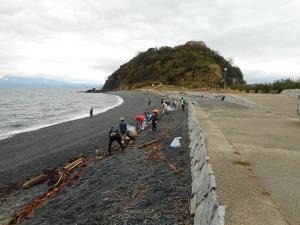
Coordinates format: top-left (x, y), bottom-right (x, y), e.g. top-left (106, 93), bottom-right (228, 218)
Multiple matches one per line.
top-left (0, 93), bottom-right (124, 141)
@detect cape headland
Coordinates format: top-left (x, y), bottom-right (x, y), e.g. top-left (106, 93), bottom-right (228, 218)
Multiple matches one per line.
top-left (102, 41), bottom-right (245, 91)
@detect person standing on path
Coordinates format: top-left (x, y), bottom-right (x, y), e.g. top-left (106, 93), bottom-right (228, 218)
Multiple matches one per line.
top-left (148, 98), bottom-right (152, 107)
top-left (150, 111), bottom-right (158, 132)
top-left (144, 109), bottom-right (151, 125)
top-left (90, 107), bottom-right (93, 117)
top-left (108, 127), bottom-right (124, 155)
top-left (180, 97), bottom-right (185, 111)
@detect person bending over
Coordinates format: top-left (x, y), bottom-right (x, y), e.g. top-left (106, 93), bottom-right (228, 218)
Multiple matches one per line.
top-left (108, 127), bottom-right (124, 155)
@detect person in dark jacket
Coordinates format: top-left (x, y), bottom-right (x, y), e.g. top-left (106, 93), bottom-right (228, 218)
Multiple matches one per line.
top-left (108, 127), bottom-right (124, 155)
top-left (150, 111), bottom-right (158, 132)
top-left (90, 107), bottom-right (93, 117)
top-left (148, 98), bottom-right (152, 107)
top-left (119, 117), bottom-right (127, 142)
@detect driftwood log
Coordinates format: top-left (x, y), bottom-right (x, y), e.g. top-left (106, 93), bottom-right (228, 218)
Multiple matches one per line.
top-left (138, 139), bottom-right (160, 149)
top-left (22, 174), bottom-right (48, 189)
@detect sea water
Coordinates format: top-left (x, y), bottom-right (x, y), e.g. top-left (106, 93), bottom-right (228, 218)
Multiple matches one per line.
top-left (0, 88), bottom-right (123, 140)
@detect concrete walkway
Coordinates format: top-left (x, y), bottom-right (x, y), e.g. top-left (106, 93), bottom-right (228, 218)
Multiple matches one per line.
top-left (192, 95), bottom-right (300, 225)
top-left (237, 93), bottom-right (299, 118)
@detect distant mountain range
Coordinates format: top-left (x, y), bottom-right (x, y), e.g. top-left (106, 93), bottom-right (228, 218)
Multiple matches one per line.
top-left (0, 76), bottom-right (100, 89)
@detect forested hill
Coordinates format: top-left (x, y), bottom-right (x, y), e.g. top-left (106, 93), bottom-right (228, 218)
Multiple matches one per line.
top-left (102, 41), bottom-right (245, 91)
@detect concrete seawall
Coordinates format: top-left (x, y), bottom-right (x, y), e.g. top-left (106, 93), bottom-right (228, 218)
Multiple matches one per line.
top-left (281, 89), bottom-right (300, 97)
top-left (188, 102), bottom-right (225, 225)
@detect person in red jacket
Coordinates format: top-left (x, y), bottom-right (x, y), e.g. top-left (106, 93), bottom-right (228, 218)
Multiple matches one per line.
top-left (135, 115), bottom-right (144, 132)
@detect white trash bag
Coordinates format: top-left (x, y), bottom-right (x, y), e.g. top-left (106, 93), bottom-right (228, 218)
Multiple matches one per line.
top-left (166, 105), bottom-right (174, 112)
top-left (127, 125), bottom-right (136, 131)
top-left (127, 125), bottom-right (138, 138)
top-left (170, 137), bottom-right (182, 148)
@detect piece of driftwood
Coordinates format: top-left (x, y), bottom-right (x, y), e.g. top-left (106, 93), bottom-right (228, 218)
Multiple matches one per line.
top-left (10, 165), bottom-right (86, 225)
top-left (22, 174), bottom-right (48, 189)
top-left (138, 139), bottom-right (160, 149)
top-left (52, 157), bottom-right (85, 188)
top-left (64, 157), bottom-right (85, 170)
top-left (145, 151), bottom-right (181, 174)
top-left (64, 157), bottom-right (85, 171)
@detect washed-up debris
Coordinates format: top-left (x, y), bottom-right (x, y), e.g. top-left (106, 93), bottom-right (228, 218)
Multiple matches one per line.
top-left (233, 150), bottom-right (241, 155)
top-left (95, 141), bottom-right (136, 161)
top-left (53, 157), bottom-right (85, 188)
top-left (233, 160), bottom-right (251, 166)
top-left (170, 137), bottom-right (182, 148)
top-left (130, 185), bottom-right (151, 203)
top-left (9, 164), bottom-right (86, 225)
top-left (262, 191), bottom-right (271, 197)
top-left (144, 151), bottom-right (181, 174)
top-left (103, 185), bottom-right (151, 206)
top-left (22, 174), bottom-right (48, 189)
top-left (106, 191), bottom-right (125, 200)
top-left (138, 139), bottom-right (160, 149)
top-left (9, 158), bottom-right (87, 225)
top-left (64, 157), bottom-right (85, 171)
top-left (248, 174), bottom-right (258, 179)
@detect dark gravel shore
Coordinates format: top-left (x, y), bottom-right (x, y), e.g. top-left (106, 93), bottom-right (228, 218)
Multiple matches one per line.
top-left (0, 91), bottom-right (161, 188)
top-left (0, 91), bottom-right (192, 225)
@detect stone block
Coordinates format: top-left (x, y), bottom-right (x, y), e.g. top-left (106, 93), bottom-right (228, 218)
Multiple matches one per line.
top-left (191, 146), bottom-right (201, 165)
top-left (210, 205), bottom-right (225, 225)
top-left (198, 146), bottom-right (207, 170)
top-left (191, 138), bottom-right (200, 152)
top-left (192, 176), bottom-right (199, 194)
top-left (209, 175), bottom-right (217, 191)
top-left (208, 164), bottom-right (213, 175)
top-left (194, 190), bottom-right (218, 225)
top-left (195, 163), bottom-right (211, 205)
top-left (190, 194), bottom-right (197, 216)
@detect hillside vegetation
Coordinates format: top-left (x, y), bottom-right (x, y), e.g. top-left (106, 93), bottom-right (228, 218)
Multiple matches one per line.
top-left (103, 41), bottom-right (245, 91)
top-left (233, 78), bottom-right (300, 93)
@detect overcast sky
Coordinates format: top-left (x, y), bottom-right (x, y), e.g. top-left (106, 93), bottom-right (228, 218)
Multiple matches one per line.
top-left (0, 0), bottom-right (299, 84)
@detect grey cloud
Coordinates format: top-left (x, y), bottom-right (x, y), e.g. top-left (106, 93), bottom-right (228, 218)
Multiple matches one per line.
top-left (91, 59), bottom-right (126, 73)
top-left (0, 0), bottom-right (299, 83)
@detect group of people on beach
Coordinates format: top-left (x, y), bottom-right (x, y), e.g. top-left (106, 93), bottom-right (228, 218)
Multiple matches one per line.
top-left (107, 110), bottom-right (159, 155)
top-left (94, 96), bottom-right (185, 156)
top-left (161, 96), bottom-right (185, 115)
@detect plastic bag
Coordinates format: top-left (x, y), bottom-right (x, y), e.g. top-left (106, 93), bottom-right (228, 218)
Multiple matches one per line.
top-left (127, 125), bottom-right (138, 137)
top-left (170, 137), bottom-right (182, 148)
top-left (166, 106), bottom-right (174, 112)
top-left (127, 125), bottom-right (135, 131)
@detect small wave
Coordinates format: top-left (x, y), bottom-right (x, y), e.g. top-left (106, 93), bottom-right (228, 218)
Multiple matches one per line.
top-left (10, 123), bottom-right (23, 128)
top-left (0, 94), bottom-right (124, 141)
